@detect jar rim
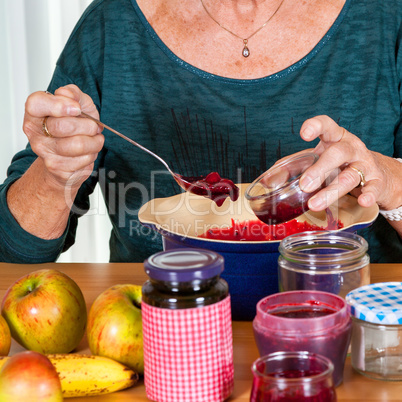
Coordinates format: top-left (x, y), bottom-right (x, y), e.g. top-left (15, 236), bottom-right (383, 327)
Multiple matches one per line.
top-left (251, 351), bottom-right (334, 383)
top-left (254, 290), bottom-right (350, 334)
top-left (245, 152), bottom-right (318, 202)
top-left (278, 254), bottom-right (370, 274)
top-left (278, 231), bottom-right (368, 265)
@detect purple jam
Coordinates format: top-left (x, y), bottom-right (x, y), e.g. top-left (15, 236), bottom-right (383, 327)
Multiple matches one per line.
top-left (253, 179), bottom-right (325, 225)
top-left (271, 307), bottom-right (336, 319)
top-left (253, 300), bottom-right (352, 387)
top-left (251, 351), bottom-right (337, 402)
top-left (177, 171), bottom-right (239, 207)
top-left (267, 369), bottom-right (323, 378)
top-left (255, 201), bottom-right (308, 225)
top-left (251, 376), bottom-right (337, 402)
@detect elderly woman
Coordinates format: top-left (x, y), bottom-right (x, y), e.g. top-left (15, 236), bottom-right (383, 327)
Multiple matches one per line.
top-left (1, 0), bottom-right (401, 263)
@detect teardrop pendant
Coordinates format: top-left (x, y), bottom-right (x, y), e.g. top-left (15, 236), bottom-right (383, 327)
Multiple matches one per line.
top-left (242, 39), bottom-right (250, 58)
top-left (242, 45), bottom-right (250, 57)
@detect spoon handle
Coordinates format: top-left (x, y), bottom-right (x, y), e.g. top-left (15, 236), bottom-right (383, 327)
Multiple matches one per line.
top-left (81, 111), bottom-right (172, 173)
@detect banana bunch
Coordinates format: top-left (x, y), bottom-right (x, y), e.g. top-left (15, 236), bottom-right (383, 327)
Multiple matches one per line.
top-left (0, 354), bottom-right (138, 398)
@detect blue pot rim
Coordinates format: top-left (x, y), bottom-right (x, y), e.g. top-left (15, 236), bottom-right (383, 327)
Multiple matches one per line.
top-left (141, 222), bottom-right (371, 253)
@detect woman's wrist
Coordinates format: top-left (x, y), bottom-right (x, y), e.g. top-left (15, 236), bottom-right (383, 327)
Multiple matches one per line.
top-left (7, 159), bottom-right (75, 239)
top-left (378, 158), bottom-right (402, 221)
top-left (379, 206), bottom-right (402, 221)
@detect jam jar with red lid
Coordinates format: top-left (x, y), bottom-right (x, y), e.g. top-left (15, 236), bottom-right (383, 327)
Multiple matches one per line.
top-left (142, 249), bottom-right (234, 402)
top-left (253, 290), bottom-right (352, 387)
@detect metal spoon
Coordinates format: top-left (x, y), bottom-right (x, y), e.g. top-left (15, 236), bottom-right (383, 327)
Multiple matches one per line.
top-left (80, 111), bottom-right (195, 191)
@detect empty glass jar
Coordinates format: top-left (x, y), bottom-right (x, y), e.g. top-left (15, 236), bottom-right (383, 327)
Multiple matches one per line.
top-left (346, 282), bottom-right (402, 381)
top-left (278, 231), bottom-right (370, 297)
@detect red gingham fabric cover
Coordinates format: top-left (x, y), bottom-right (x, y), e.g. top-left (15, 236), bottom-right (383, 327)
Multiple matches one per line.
top-left (142, 296), bottom-right (234, 402)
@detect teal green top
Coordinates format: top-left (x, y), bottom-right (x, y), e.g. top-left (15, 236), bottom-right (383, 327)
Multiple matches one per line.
top-left (1, 0), bottom-right (401, 263)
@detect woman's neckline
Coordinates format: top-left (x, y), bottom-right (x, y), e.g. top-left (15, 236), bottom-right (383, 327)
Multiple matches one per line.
top-left (131, 0), bottom-right (352, 85)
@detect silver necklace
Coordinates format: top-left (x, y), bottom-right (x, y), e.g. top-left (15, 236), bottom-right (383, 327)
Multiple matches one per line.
top-left (200, 0), bottom-right (286, 58)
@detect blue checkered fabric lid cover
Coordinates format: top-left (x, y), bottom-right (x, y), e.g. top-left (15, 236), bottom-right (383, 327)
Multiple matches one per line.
top-left (346, 282), bottom-right (402, 325)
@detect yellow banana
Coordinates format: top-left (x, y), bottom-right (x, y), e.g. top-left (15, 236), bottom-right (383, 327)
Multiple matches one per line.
top-left (0, 354), bottom-right (138, 398)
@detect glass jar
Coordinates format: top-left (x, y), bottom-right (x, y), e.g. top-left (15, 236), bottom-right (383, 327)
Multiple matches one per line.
top-left (142, 249), bottom-right (234, 402)
top-left (250, 351), bottom-right (337, 402)
top-left (278, 231), bottom-right (370, 297)
top-left (142, 249), bottom-right (228, 309)
top-left (245, 152), bottom-right (322, 225)
top-left (253, 290), bottom-right (352, 387)
top-left (346, 282), bottom-right (402, 381)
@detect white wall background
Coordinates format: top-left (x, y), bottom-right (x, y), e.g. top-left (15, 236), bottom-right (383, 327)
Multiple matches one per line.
top-left (0, 0), bottom-right (112, 262)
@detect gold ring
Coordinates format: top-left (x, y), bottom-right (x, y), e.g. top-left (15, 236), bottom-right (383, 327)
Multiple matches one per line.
top-left (42, 116), bottom-right (53, 138)
top-left (349, 166), bottom-right (366, 187)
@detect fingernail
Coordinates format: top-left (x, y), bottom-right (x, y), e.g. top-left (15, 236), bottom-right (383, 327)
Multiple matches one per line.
top-left (302, 125), bottom-right (315, 140)
top-left (359, 194), bottom-right (372, 207)
top-left (309, 195), bottom-right (325, 210)
top-left (67, 106), bottom-right (81, 116)
top-left (300, 175), bottom-right (318, 193)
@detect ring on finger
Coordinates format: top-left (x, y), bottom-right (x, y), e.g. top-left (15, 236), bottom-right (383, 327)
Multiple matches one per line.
top-left (42, 116), bottom-right (53, 138)
top-left (349, 166), bottom-right (366, 187)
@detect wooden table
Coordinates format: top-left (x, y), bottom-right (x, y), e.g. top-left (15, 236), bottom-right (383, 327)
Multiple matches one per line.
top-left (0, 263), bottom-right (401, 401)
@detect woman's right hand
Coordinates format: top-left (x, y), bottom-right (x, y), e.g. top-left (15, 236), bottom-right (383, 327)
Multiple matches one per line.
top-left (23, 84), bottom-right (105, 192)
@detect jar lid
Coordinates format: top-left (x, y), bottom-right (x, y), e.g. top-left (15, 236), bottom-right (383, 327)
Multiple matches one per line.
top-left (144, 249), bottom-right (224, 282)
top-left (346, 282), bottom-right (402, 325)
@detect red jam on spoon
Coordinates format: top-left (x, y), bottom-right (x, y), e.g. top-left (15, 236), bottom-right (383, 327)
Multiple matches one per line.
top-left (176, 172), bottom-right (239, 207)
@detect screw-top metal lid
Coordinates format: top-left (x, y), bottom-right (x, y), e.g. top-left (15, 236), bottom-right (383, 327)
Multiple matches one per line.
top-left (346, 282), bottom-right (402, 325)
top-left (144, 249), bottom-right (224, 282)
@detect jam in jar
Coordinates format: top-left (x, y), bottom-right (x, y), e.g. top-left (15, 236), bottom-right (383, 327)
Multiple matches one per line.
top-left (142, 249), bottom-right (228, 308)
top-left (253, 290), bottom-right (352, 387)
top-left (250, 351), bottom-right (337, 402)
top-left (142, 249), bottom-right (234, 402)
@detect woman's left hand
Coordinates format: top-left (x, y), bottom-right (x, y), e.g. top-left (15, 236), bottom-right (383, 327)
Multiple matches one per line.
top-left (299, 115), bottom-right (402, 212)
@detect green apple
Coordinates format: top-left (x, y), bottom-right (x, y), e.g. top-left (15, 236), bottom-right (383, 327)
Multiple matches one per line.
top-left (87, 284), bottom-right (143, 374)
top-left (1, 269), bottom-right (87, 354)
top-left (0, 351), bottom-right (63, 401)
top-left (0, 316), bottom-right (11, 356)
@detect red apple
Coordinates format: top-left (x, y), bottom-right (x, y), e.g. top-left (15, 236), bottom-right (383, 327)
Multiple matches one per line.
top-left (87, 284), bottom-right (143, 374)
top-left (0, 316), bottom-right (11, 356)
top-left (0, 351), bottom-right (63, 401)
top-left (1, 269), bottom-right (87, 354)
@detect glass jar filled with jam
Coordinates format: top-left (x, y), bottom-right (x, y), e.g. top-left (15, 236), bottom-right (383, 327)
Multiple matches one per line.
top-left (142, 248), bottom-right (228, 308)
top-left (253, 290), bottom-right (352, 387)
top-left (250, 351), bottom-right (337, 402)
top-left (245, 152), bottom-right (322, 224)
top-left (142, 249), bottom-right (234, 402)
